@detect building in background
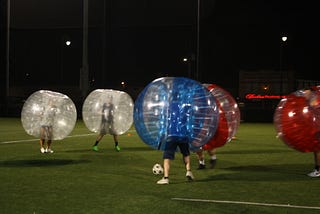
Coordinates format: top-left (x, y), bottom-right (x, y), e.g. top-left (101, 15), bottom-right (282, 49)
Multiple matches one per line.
top-left (238, 70), bottom-right (320, 122)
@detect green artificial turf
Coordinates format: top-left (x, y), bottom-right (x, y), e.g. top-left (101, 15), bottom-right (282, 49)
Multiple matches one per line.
top-left (0, 118), bottom-right (319, 214)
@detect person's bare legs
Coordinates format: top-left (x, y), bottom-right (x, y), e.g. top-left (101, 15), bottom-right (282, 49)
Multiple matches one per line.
top-left (207, 148), bottom-right (216, 157)
top-left (313, 151), bottom-right (320, 170)
top-left (95, 134), bottom-right (104, 143)
top-left (183, 155), bottom-right (191, 171)
top-left (39, 139), bottom-right (45, 153)
top-left (208, 148), bottom-right (217, 169)
top-left (196, 150), bottom-right (205, 169)
top-left (308, 151), bottom-right (320, 177)
top-left (163, 158), bottom-right (170, 178)
top-left (113, 135), bottom-right (118, 142)
top-left (184, 155), bottom-right (194, 181)
top-left (46, 126), bottom-right (53, 153)
top-left (46, 140), bottom-right (54, 153)
top-left (156, 158), bottom-right (170, 184)
top-left (39, 126), bottom-right (46, 153)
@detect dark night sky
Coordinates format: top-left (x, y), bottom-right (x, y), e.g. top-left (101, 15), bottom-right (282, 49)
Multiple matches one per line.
top-left (3, 0), bottom-right (320, 97)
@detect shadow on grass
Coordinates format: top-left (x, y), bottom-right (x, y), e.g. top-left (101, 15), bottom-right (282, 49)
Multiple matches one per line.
top-left (223, 164), bottom-right (310, 174)
top-left (218, 149), bottom-right (293, 155)
top-left (63, 147), bottom-right (153, 153)
top-left (195, 163), bottom-right (312, 182)
top-left (64, 149), bottom-right (98, 153)
top-left (121, 147), bottom-right (155, 152)
top-left (0, 159), bottom-right (90, 167)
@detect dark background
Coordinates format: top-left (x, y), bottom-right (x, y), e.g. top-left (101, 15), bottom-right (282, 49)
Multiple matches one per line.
top-left (1, 0), bottom-right (320, 101)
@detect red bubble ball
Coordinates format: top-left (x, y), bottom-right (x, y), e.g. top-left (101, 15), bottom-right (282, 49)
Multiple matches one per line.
top-left (274, 89), bottom-right (320, 152)
top-left (202, 84), bottom-right (241, 150)
top-left (203, 106), bottom-right (229, 150)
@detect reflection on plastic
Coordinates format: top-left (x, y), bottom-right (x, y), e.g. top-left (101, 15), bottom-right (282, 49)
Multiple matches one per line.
top-left (82, 89), bottom-right (134, 135)
top-left (134, 77), bottom-right (219, 151)
top-left (274, 88), bottom-right (320, 152)
top-left (201, 84), bottom-right (241, 150)
top-left (21, 90), bottom-right (77, 140)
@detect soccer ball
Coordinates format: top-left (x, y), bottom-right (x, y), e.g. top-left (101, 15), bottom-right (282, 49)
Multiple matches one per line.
top-left (152, 163), bottom-right (163, 175)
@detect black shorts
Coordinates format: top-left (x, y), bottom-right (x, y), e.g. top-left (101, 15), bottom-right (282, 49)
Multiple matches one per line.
top-left (163, 142), bottom-right (190, 160)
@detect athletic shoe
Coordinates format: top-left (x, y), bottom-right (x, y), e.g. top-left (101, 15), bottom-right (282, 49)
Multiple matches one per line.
top-left (307, 169), bottom-right (320, 177)
top-left (157, 177), bottom-right (169, 184)
top-left (92, 146), bottom-right (99, 152)
top-left (40, 147), bottom-right (45, 153)
top-left (46, 148), bottom-right (54, 153)
top-left (197, 164), bottom-right (206, 170)
top-left (186, 171), bottom-right (194, 181)
top-left (209, 159), bottom-right (217, 169)
top-left (115, 145), bottom-right (121, 152)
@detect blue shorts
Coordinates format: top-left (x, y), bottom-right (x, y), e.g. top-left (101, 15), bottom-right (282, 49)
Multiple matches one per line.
top-left (163, 142), bottom-right (190, 160)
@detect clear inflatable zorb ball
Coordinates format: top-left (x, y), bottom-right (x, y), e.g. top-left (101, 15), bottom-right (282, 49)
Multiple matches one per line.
top-left (21, 90), bottom-right (77, 140)
top-left (201, 84), bottom-right (241, 150)
top-left (82, 89), bottom-right (134, 135)
top-left (134, 77), bottom-right (219, 151)
top-left (206, 84), bottom-right (240, 141)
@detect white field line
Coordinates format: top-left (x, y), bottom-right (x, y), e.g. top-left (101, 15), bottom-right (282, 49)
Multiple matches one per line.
top-left (171, 198), bottom-right (320, 210)
top-left (0, 129), bottom-right (136, 144)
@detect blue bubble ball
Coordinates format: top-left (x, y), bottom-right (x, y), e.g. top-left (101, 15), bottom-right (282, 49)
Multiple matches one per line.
top-left (134, 77), bottom-right (219, 150)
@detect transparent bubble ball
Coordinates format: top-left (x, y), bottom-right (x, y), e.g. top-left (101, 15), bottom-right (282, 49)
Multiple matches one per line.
top-left (134, 77), bottom-right (220, 151)
top-left (21, 90), bottom-right (77, 140)
top-left (202, 84), bottom-right (241, 150)
top-left (82, 89), bottom-right (134, 135)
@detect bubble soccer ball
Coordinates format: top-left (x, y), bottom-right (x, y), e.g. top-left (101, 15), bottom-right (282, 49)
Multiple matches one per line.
top-left (152, 163), bottom-right (164, 175)
top-left (202, 84), bottom-right (241, 150)
top-left (82, 89), bottom-right (134, 135)
top-left (274, 88), bottom-right (320, 152)
top-left (21, 90), bottom-right (77, 140)
top-left (134, 77), bottom-right (219, 151)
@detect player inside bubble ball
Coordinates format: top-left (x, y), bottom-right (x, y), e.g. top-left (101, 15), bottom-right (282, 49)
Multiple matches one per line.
top-left (92, 96), bottom-right (120, 152)
top-left (157, 92), bottom-right (194, 184)
top-left (39, 100), bottom-right (57, 154)
top-left (304, 86), bottom-right (320, 177)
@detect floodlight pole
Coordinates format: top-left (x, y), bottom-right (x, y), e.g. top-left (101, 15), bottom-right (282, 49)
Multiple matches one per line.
top-left (195, 0), bottom-right (200, 81)
top-left (80, 0), bottom-right (89, 99)
top-left (280, 36), bottom-right (287, 97)
top-left (6, 0), bottom-right (10, 97)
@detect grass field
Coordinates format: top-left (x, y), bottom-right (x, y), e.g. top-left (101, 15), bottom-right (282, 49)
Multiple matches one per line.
top-left (1, 117), bottom-right (320, 214)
